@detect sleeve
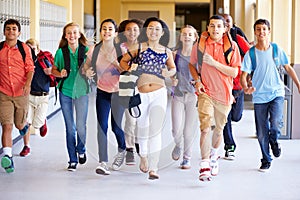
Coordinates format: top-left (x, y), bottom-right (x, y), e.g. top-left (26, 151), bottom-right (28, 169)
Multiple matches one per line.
top-left (24, 44), bottom-right (35, 73)
top-left (278, 46), bottom-right (289, 65)
top-left (189, 42), bottom-right (198, 66)
top-left (229, 41), bottom-right (241, 68)
top-left (241, 51), bottom-right (253, 74)
top-left (54, 48), bottom-right (64, 71)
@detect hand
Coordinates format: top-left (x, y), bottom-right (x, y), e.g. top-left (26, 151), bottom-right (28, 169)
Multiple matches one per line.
top-left (244, 86), bottom-right (256, 94)
top-left (60, 69), bottom-right (68, 78)
top-left (43, 67), bottom-right (52, 75)
top-left (86, 67), bottom-right (95, 79)
top-left (203, 53), bottom-right (217, 67)
top-left (130, 63), bottom-right (138, 71)
top-left (23, 84), bottom-right (31, 96)
top-left (171, 77), bottom-right (178, 86)
top-left (195, 81), bottom-right (206, 94)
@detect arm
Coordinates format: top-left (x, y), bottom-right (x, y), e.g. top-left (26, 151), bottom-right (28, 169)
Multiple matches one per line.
top-left (23, 71), bottom-right (34, 96)
top-left (51, 65), bottom-right (67, 78)
top-left (240, 71), bottom-right (255, 94)
top-left (203, 53), bottom-right (238, 78)
top-left (189, 62), bottom-right (205, 94)
top-left (161, 50), bottom-right (176, 78)
top-left (284, 64), bottom-right (300, 93)
top-left (119, 52), bottom-right (133, 71)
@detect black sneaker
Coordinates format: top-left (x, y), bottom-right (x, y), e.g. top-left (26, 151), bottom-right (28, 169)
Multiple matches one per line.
top-left (270, 142), bottom-right (281, 158)
top-left (78, 153), bottom-right (87, 164)
top-left (224, 150), bottom-right (235, 160)
top-left (259, 161), bottom-right (271, 172)
top-left (67, 163), bottom-right (77, 172)
top-left (125, 148), bottom-right (136, 165)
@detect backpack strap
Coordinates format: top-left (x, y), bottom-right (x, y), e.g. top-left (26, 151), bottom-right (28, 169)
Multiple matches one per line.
top-left (223, 33), bottom-right (233, 65)
top-left (0, 41), bottom-right (4, 51)
top-left (91, 41), bottom-right (102, 83)
top-left (271, 42), bottom-right (279, 67)
top-left (0, 40), bottom-right (26, 63)
top-left (174, 49), bottom-right (181, 73)
top-left (249, 46), bottom-right (256, 71)
top-left (17, 40), bottom-right (26, 63)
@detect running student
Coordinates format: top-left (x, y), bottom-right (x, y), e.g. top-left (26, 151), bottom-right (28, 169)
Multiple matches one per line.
top-left (171, 25), bottom-right (199, 170)
top-left (189, 15), bottom-right (241, 181)
top-left (51, 22), bottom-right (90, 172)
top-left (120, 17), bottom-right (176, 180)
top-left (240, 18), bottom-right (300, 172)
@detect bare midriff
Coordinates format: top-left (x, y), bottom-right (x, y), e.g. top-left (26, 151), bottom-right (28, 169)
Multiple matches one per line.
top-left (137, 74), bottom-right (165, 93)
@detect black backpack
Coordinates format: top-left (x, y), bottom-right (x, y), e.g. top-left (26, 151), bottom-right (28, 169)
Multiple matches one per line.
top-left (60, 43), bottom-right (87, 91)
top-left (0, 40), bottom-right (28, 63)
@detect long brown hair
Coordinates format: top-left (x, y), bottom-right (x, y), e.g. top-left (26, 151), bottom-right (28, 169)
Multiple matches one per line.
top-left (58, 22), bottom-right (88, 48)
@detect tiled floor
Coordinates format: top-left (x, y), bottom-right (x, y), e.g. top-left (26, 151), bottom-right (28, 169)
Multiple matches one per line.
top-left (1, 93), bottom-right (300, 200)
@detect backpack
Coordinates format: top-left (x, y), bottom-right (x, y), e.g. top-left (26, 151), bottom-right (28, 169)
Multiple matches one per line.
top-left (37, 50), bottom-right (56, 87)
top-left (0, 40), bottom-right (27, 63)
top-left (249, 43), bottom-right (283, 77)
top-left (91, 41), bottom-right (123, 83)
top-left (249, 43), bottom-right (290, 94)
top-left (197, 31), bottom-right (233, 67)
top-left (61, 43), bottom-right (87, 91)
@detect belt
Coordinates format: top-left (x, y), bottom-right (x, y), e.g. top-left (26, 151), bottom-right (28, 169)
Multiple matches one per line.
top-left (30, 91), bottom-right (49, 96)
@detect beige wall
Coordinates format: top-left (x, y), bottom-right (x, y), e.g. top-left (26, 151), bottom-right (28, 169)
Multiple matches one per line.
top-left (84, 0), bottom-right (94, 15)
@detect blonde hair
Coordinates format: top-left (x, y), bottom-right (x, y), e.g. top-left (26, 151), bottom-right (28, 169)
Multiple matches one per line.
top-left (25, 38), bottom-right (40, 51)
top-left (58, 22), bottom-right (88, 48)
top-left (174, 25), bottom-right (199, 50)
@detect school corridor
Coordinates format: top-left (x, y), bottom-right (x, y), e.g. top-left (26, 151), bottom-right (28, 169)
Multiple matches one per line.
top-left (0, 91), bottom-right (300, 200)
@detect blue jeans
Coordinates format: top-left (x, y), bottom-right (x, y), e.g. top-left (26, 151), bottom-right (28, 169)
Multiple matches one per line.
top-left (254, 96), bottom-right (284, 163)
top-left (59, 92), bottom-right (89, 164)
top-left (96, 88), bottom-right (126, 162)
top-left (223, 90), bottom-right (244, 151)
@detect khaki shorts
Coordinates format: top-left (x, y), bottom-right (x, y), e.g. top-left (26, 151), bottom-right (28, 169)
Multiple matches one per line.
top-left (197, 93), bottom-right (231, 133)
top-left (0, 92), bottom-right (29, 126)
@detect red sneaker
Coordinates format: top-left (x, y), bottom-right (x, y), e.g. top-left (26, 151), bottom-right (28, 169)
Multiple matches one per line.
top-left (40, 121), bottom-right (47, 137)
top-left (20, 146), bottom-right (31, 157)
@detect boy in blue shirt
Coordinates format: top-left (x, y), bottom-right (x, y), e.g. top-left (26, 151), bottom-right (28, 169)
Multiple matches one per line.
top-left (240, 19), bottom-right (300, 172)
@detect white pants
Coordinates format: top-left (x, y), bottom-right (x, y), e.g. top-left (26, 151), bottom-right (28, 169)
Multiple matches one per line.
top-left (136, 87), bottom-right (167, 172)
top-left (27, 94), bottom-right (49, 129)
top-left (171, 92), bottom-right (198, 160)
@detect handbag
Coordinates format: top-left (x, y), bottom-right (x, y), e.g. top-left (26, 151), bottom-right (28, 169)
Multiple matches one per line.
top-left (118, 70), bottom-right (141, 118)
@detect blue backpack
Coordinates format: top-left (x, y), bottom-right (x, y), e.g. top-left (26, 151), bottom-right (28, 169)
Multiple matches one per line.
top-left (249, 43), bottom-right (290, 94)
top-left (249, 42), bottom-right (284, 77)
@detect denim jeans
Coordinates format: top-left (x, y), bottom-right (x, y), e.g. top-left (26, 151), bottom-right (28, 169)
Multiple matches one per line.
top-left (254, 96), bottom-right (284, 163)
top-left (96, 88), bottom-right (126, 162)
top-left (59, 92), bottom-right (89, 164)
top-left (223, 90), bottom-right (244, 151)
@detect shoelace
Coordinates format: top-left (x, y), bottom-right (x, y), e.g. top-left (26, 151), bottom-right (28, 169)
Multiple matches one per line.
top-left (114, 152), bottom-right (124, 166)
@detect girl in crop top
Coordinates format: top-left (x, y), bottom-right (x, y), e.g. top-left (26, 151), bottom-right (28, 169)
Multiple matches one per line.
top-left (120, 17), bottom-right (176, 180)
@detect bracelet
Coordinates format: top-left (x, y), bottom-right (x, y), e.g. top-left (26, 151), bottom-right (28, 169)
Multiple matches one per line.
top-left (195, 79), bottom-right (201, 83)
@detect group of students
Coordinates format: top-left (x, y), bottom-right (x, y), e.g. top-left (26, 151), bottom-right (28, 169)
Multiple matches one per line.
top-left (1, 14), bottom-right (300, 182)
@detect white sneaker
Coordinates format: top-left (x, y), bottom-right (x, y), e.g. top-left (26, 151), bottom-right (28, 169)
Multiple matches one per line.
top-left (112, 150), bottom-right (126, 170)
top-left (210, 158), bottom-right (219, 176)
top-left (96, 162), bottom-right (111, 175)
top-left (180, 159), bottom-right (191, 169)
top-left (199, 161), bottom-right (211, 182)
